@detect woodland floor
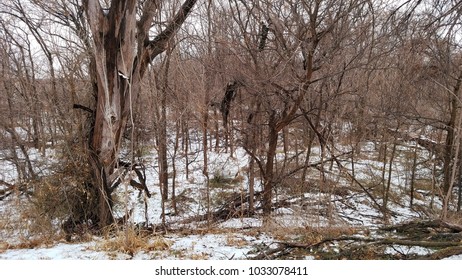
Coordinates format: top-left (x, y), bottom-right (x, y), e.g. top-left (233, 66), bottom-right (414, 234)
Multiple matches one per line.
top-left (1, 139), bottom-right (462, 260)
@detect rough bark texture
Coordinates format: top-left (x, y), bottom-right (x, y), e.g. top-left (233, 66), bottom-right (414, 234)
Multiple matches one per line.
top-left (82, 0), bottom-right (197, 227)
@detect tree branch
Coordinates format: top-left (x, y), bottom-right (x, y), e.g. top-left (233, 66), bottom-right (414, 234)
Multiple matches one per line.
top-left (137, 0), bottom-right (161, 43)
top-left (82, 0), bottom-right (104, 42)
top-left (141, 0), bottom-right (197, 71)
top-left (73, 104), bottom-right (94, 114)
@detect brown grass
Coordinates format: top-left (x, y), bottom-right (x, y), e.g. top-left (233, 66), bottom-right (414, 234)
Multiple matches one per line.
top-left (0, 242), bottom-right (10, 253)
top-left (97, 226), bottom-right (172, 255)
top-left (189, 252), bottom-right (210, 260)
top-left (444, 211), bottom-right (462, 225)
top-left (0, 193), bottom-right (63, 250)
top-left (225, 234), bottom-right (248, 247)
top-left (299, 226), bottom-right (358, 244)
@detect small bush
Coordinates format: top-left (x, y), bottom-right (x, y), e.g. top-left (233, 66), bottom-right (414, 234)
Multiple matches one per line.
top-left (21, 142), bottom-right (100, 242)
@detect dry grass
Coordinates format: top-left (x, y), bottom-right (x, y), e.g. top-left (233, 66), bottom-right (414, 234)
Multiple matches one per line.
top-left (0, 242), bottom-right (9, 253)
top-left (189, 252), bottom-right (210, 260)
top-left (6, 237), bottom-right (56, 250)
top-left (97, 226), bottom-right (172, 255)
top-left (444, 211), bottom-right (462, 225)
top-left (0, 193), bottom-right (63, 250)
top-left (209, 171), bottom-right (244, 192)
top-left (0, 146), bottom-right (99, 249)
top-left (300, 226), bottom-right (358, 243)
top-left (259, 216), bottom-right (358, 245)
top-left (225, 233), bottom-right (248, 247)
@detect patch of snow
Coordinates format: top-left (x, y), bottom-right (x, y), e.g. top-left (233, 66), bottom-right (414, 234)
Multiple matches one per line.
top-left (219, 218), bottom-right (262, 228)
top-left (168, 234), bottom-right (246, 259)
top-left (443, 254), bottom-right (462, 260)
top-left (0, 232), bottom-right (277, 260)
top-left (384, 245), bottom-right (434, 256)
top-left (0, 242), bottom-right (113, 260)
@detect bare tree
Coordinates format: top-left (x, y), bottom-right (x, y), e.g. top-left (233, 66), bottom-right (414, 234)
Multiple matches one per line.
top-left (217, 0), bottom-right (377, 217)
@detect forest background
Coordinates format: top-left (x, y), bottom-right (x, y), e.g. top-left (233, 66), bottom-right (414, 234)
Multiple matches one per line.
top-left (1, 0), bottom-right (462, 260)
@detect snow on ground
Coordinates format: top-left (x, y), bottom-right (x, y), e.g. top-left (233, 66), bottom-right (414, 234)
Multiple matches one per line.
top-left (0, 159), bottom-right (16, 183)
top-left (0, 138), bottom-right (460, 259)
top-left (0, 242), bottom-right (109, 260)
top-left (443, 254), bottom-right (462, 260)
top-left (0, 143), bottom-right (276, 260)
top-left (0, 231), bottom-right (276, 260)
top-left (384, 245), bottom-right (433, 256)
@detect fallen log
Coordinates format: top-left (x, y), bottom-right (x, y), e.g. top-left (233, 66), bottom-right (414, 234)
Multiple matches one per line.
top-left (380, 219), bottom-right (462, 233)
top-left (280, 236), bottom-right (461, 249)
top-left (426, 246), bottom-right (462, 260)
top-left (251, 234), bottom-right (462, 260)
top-left (250, 244), bottom-right (293, 260)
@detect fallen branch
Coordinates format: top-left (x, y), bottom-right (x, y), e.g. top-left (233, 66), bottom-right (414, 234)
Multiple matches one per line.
top-left (281, 236), bottom-right (461, 249)
top-left (250, 244), bottom-right (293, 260)
top-left (178, 191), bottom-right (263, 225)
top-left (426, 246), bottom-right (462, 260)
top-left (380, 219), bottom-right (462, 233)
top-left (377, 239), bottom-right (460, 248)
top-left (176, 190), bottom-right (299, 226)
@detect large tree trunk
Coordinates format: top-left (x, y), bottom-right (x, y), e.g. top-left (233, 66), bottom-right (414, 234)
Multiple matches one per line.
top-left (83, 0), bottom-right (197, 228)
top-left (86, 1), bottom-right (139, 227)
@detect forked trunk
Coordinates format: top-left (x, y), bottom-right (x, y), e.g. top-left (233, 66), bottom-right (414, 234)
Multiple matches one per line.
top-left (82, 0), bottom-right (198, 228)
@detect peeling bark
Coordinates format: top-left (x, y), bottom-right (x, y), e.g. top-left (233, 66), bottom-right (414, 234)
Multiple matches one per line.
top-left (81, 0), bottom-right (197, 227)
